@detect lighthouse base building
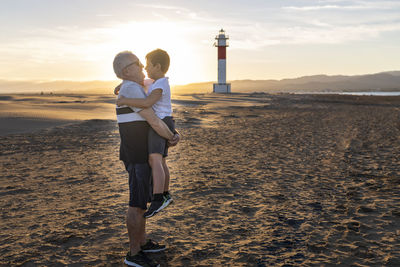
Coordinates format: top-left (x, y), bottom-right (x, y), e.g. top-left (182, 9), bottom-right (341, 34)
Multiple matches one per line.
top-left (213, 83), bottom-right (231, 93)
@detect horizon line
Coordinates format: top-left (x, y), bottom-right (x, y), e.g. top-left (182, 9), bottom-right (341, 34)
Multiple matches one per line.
top-left (0, 70), bottom-right (399, 86)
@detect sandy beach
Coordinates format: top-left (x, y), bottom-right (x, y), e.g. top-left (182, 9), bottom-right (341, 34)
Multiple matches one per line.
top-left (1, 93), bottom-right (399, 266)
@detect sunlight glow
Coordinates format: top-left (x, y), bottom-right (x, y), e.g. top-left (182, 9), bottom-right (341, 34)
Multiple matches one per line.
top-left (93, 21), bottom-right (205, 85)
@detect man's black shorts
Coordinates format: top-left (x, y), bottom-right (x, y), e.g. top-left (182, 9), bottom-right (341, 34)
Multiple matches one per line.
top-left (148, 116), bottom-right (175, 157)
top-left (125, 162), bottom-right (152, 209)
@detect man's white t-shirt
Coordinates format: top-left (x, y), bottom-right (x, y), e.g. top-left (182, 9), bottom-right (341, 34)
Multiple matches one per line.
top-left (148, 77), bottom-right (172, 119)
top-left (116, 80), bottom-right (147, 123)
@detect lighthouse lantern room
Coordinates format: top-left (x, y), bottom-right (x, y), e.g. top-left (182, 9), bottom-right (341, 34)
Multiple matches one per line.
top-left (213, 29), bottom-right (231, 93)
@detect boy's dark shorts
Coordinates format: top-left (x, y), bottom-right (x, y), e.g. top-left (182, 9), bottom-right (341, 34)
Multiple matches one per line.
top-left (148, 116), bottom-right (175, 157)
top-left (125, 162), bottom-right (152, 210)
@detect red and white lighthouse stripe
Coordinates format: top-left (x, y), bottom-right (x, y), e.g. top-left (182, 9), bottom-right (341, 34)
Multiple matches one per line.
top-left (215, 29), bottom-right (228, 84)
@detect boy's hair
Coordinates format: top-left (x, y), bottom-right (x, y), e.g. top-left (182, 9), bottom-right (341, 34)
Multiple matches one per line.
top-left (113, 51), bottom-right (135, 79)
top-left (146, 49), bottom-right (170, 73)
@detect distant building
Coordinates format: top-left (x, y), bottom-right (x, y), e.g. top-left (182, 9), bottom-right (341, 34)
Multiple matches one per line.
top-left (213, 29), bottom-right (231, 93)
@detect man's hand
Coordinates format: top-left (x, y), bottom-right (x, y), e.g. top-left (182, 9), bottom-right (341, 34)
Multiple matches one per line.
top-left (168, 132), bottom-right (180, 147)
top-left (116, 96), bottom-right (127, 107)
top-left (114, 83), bottom-right (122, 95)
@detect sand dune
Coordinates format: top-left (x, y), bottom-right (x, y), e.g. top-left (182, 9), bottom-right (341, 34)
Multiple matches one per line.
top-left (0, 93), bottom-right (399, 266)
top-left (0, 94), bottom-right (116, 135)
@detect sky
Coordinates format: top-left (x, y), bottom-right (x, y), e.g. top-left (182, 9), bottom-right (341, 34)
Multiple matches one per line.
top-left (1, 0), bottom-right (400, 85)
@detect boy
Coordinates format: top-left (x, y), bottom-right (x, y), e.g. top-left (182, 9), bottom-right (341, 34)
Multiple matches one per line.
top-left (113, 50), bottom-right (178, 267)
top-left (117, 49), bottom-right (176, 218)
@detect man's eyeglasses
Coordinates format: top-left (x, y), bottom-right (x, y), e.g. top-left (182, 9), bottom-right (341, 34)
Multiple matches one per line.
top-left (124, 61), bottom-right (142, 69)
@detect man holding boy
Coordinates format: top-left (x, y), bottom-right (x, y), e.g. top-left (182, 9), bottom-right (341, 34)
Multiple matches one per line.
top-left (117, 49), bottom-right (175, 218)
top-left (113, 51), bottom-right (179, 267)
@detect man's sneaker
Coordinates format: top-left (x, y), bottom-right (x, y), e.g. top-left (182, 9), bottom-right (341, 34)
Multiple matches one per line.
top-left (141, 239), bottom-right (166, 253)
top-left (143, 200), bottom-right (164, 218)
top-left (163, 192), bottom-right (173, 208)
top-left (124, 250), bottom-right (159, 267)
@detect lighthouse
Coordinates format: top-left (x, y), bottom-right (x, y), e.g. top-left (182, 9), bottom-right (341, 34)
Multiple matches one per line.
top-left (213, 29), bottom-right (231, 93)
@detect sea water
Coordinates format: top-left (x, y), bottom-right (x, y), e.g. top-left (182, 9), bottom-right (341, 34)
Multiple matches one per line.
top-left (295, 92), bottom-right (400, 96)
top-left (339, 92), bottom-right (400, 96)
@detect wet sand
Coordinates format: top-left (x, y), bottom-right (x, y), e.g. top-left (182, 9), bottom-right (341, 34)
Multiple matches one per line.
top-left (0, 93), bottom-right (399, 266)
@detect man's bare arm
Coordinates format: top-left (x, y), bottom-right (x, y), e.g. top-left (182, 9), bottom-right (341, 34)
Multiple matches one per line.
top-left (138, 108), bottom-right (174, 140)
top-left (117, 89), bottom-right (162, 108)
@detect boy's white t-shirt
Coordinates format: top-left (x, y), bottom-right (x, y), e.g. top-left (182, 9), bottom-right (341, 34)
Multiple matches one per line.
top-left (148, 77), bottom-right (172, 119)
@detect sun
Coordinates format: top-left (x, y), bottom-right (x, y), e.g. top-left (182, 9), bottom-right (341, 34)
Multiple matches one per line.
top-left (96, 21), bottom-right (203, 85)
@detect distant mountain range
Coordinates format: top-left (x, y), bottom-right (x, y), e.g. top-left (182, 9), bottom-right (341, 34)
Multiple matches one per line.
top-left (173, 71), bottom-right (400, 94)
top-left (1, 71), bottom-right (400, 94)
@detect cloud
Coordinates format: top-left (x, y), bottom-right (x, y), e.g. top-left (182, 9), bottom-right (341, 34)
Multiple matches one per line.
top-left (283, 0), bottom-right (400, 11)
top-left (229, 1), bottom-right (395, 48)
top-left (134, 3), bottom-right (190, 13)
top-left (133, 3), bottom-right (219, 23)
top-left (283, 5), bottom-right (341, 11)
top-left (224, 16), bottom-right (400, 50)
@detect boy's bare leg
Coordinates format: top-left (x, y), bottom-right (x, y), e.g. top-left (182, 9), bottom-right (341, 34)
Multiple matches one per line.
top-left (144, 153), bottom-right (169, 218)
top-left (126, 207), bottom-right (146, 255)
top-left (162, 157), bottom-right (170, 193)
top-left (149, 153), bottom-right (165, 194)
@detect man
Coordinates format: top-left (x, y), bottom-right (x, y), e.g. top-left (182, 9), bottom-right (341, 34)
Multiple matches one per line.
top-left (113, 51), bottom-right (179, 267)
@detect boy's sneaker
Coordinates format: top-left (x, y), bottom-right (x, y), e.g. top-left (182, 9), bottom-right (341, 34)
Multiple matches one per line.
top-left (143, 200), bottom-right (164, 218)
top-left (141, 239), bottom-right (166, 253)
top-left (163, 192), bottom-right (173, 208)
top-left (144, 193), bottom-right (174, 218)
top-left (124, 251), bottom-right (159, 267)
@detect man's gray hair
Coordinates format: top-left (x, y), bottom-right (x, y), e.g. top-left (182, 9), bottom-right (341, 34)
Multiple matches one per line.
top-left (113, 51), bottom-right (135, 79)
